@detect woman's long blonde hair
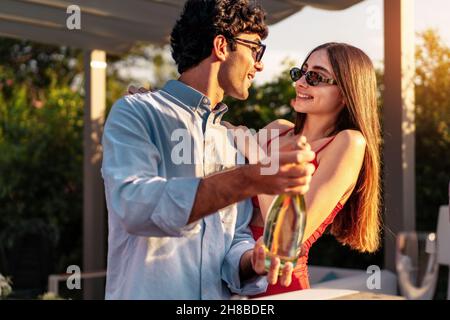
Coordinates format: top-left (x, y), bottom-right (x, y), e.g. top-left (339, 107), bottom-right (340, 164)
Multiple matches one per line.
top-left (294, 43), bottom-right (382, 253)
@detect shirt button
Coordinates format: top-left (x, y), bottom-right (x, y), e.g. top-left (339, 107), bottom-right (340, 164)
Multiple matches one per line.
top-left (202, 97), bottom-right (209, 104)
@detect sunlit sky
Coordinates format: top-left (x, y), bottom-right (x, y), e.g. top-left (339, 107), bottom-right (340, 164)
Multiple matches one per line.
top-left (256, 0), bottom-right (450, 84)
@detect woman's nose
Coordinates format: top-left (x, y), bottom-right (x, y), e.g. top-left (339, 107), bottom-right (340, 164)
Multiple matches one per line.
top-left (295, 75), bottom-right (308, 88)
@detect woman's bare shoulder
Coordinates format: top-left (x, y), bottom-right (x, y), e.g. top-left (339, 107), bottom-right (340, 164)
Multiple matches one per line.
top-left (318, 130), bottom-right (366, 162)
top-left (334, 129), bottom-right (366, 149)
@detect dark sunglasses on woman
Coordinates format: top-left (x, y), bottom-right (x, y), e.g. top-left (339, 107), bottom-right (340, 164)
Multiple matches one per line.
top-left (290, 66), bottom-right (338, 86)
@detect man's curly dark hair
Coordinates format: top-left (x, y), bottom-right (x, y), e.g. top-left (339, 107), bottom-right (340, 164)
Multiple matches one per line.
top-left (170, 0), bottom-right (268, 74)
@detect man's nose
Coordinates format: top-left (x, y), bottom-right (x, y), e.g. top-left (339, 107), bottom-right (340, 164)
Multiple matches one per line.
top-left (255, 61), bottom-right (264, 72)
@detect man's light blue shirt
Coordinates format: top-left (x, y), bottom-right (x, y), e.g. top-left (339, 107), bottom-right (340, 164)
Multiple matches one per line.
top-left (101, 80), bottom-right (267, 299)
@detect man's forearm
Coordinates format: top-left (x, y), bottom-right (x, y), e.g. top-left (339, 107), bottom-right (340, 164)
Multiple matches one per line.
top-left (187, 165), bottom-right (259, 224)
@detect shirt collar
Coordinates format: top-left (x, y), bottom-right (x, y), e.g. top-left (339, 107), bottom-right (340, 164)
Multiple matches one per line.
top-left (212, 103), bottom-right (228, 123)
top-left (162, 80), bottom-right (211, 112)
top-left (161, 80), bottom-right (229, 123)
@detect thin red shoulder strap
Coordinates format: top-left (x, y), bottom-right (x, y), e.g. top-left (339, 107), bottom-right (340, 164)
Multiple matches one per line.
top-left (315, 135), bottom-right (337, 154)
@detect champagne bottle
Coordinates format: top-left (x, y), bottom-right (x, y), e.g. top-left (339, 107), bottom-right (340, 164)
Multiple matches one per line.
top-left (262, 193), bottom-right (306, 272)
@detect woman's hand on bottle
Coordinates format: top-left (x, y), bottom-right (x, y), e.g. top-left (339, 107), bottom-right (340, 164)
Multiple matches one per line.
top-left (126, 85), bottom-right (151, 95)
top-left (251, 237), bottom-right (306, 286)
top-left (271, 134), bottom-right (310, 154)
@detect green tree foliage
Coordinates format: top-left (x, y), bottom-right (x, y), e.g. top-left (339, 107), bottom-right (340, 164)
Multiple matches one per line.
top-left (413, 29), bottom-right (450, 300)
top-left (414, 30), bottom-right (450, 231)
top-left (0, 40), bottom-right (85, 279)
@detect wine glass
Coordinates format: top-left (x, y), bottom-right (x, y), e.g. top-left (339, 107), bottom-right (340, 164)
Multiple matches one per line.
top-left (395, 231), bottom-right (439, 300)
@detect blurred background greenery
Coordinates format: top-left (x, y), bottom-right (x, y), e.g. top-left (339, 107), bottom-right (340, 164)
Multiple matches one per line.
top-left (0, 30), bottom-right (448, 299)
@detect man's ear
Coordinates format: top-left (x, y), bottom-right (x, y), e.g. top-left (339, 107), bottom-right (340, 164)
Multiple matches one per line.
top-left (212, 35), bottom-right (229, 62)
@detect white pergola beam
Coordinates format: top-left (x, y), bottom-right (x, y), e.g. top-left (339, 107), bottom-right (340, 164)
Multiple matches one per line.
top-left (383, 0), bottom-right (416, 271)
top-left (83, 49), bottom-right (106, 299)
top-left (2, 0), bottom-right (367, 54)
top-left (281, 0), bottom-right (362, 11)
top-left (22, 0), bottom-right (183, 27)
top-left (0, 0), bottom-right (169, 43)
top-left (0, 19), bottom-right (132, 54)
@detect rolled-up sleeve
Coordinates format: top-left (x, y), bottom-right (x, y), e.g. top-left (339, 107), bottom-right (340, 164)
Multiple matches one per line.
top-left (101, 98), bottom-right (201, 237)
top-left (221, 199), bottom-right (268, 295)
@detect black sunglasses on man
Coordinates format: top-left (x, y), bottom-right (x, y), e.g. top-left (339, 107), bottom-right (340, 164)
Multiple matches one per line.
top-left (233, 37), bottom-right (266, 63)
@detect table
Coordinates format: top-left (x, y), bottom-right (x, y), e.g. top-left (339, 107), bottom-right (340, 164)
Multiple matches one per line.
top-left (251, 288), bottom-right (405, 300)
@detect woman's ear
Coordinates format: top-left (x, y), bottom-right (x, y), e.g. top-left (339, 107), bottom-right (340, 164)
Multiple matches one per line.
top-left (212, 35), bottom-right (228, 62)
top-left (341, 95), bottom-right (347, 108)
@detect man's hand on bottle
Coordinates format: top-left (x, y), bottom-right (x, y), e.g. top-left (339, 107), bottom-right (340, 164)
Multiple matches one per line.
top-left (248, 146), bottom-right (316, 196)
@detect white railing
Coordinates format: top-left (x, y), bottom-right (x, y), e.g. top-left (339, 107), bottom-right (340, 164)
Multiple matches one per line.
top-left (47, 270), bottom-right (106, 297)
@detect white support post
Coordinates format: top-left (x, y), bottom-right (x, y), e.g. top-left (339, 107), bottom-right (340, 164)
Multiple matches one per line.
top-left (83, 49), bottom-right (106, 299)
top-left (383, 0), bottom-right (416, 271)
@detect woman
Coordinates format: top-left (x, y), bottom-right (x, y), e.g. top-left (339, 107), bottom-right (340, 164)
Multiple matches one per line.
top-left (226, 42), bottom-right (382, 297)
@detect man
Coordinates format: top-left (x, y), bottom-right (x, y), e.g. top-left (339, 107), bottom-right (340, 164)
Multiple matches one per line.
top-left (101, 0), bottom-right (315, 299)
